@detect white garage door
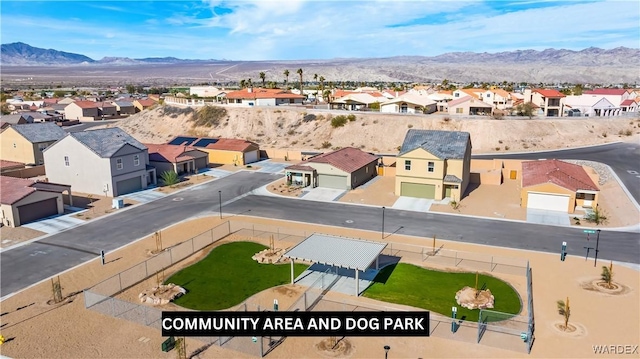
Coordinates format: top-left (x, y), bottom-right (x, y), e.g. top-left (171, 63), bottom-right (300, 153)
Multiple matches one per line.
top-left (244, 150), bottom-right (259, 164)
top-left (527, 192), bottom-right (570, 212)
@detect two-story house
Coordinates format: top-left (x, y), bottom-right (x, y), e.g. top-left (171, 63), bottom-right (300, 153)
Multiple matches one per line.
top-left (0, 122), bottom-right (66, 165)
top-left (523, 89), bottom-right (566, 117)
top-left (64, 101), bottom-right (100, 121)
top-left (43, 128), bottom-right (156, 197)
top-left (395, 129), bottom-right (472, 201)
top-left (481, 89), bottom-right (512, 110)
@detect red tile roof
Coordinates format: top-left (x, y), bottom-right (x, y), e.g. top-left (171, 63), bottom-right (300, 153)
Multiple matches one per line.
top-left (205, 138), bottom-right (259, 152)
top-left (0, 160), bottom-right (25, 170)
top-left (306, 147), bottom-right (378, 173)
top-left (136, 99), bottom-right (156, 107)
top-left (584, 88), bottom-right (628, 95)
top-left (145, 143), bottom-right (200, 163)
top-left (285, 164), bottom-right (316, 172)
top-left (225, 88), bottom-right (304, 100)
top-left (72, 100), bottom-right (100, 109)
top-left (533, 89), bottom-right (566, 98)
top-left (0, 176), bottom-right (37, 204)
top-left (620, 99), bottom-right (635, 106)
top-left (522, 159), bottom-right (598, 192)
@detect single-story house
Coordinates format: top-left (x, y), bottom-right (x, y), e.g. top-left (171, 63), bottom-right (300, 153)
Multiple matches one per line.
top-left (521, 159), bottom-right (599, 214)
top-left (286, 147), bottom-right (379, 190)
top-left (133, 99), bottom-right (156, 112)
top-left (330, 93), bottom-right (382, 111)
top-left (395, 129), bottom-right (472, 201)
top-left (447, 96), bottom-right (493, 116)
top-left (167, 136), bottom-right (261, 165)
top-left (225, 88), bottom-right (304, 106)
top-left (380, 94), bottom-right (437, 114)
top-left (44, 128), bottom-right (157, 197)
top-left (0, 159), bottom-right (26, 174)
top-left (0, 122), bottom-right (66, 165)
top-left (1, 176), bottom-right (71, 227)
top-left (564, 95), bottom-right (618, 117)
top-left (64, 101), bottom-right (100, 121)
top-left (620, 99), bottom-right (639, 113)
top-left (98, 102), bottom-right (118, 118)
top-left (145, 143), bottom-right (209, 175)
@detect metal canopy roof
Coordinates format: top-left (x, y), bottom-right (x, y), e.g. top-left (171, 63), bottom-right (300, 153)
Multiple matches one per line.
top-left (284, 234), bottom-right (387, 271)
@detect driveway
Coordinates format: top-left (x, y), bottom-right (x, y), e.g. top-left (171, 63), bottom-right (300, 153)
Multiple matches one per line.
top-left (526, 209), bottom-right (571, 226)
top-left (202, 168), bottom-right (233, 179)
top-left (21, 210), bottom-right (86, 234)
top-left (301, 187), bottom-right (346, 202)
top-left (255, 160), bottom-right (289, 174)
top-left (119, 186), bottom-right (167, 203)
top-left (392, 196), bottom-right (434, 212)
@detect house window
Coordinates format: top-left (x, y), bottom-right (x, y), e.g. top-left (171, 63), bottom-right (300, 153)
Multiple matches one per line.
top-left (366, 166), bottom-right (369, 173)
top-left (428, 161), bottom-right (435, 172)
top-left (576, 193), bottom-right (595, 200)
top-left (133, 154), bottom-right (140, 166)
top-left (405, 160), bottom-right (411, 171)
top-left (456, 108), bottom-right (463, 113)
top-left (116, 158), bottom-right (123, 170)
top-left (454, 93), bottom-right (460, 97)
top-left (64, 156), bottom-right (69, 166)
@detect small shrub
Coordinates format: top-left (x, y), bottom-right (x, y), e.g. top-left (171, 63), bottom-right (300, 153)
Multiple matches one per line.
top-left (625, 129), bottom-right (632, 136)
top-left (303, 113), bottom-right (316, 122)
top-left (397, 146), bottom-right (402, 151)
top-left (505, 146), bottom-right (510, 150)
top-left (602, 132), bottom-right (607, 137)
top-left (191, 106), bottom-right (227, 127)
top-left (287, 129), bottom-right (295, 135)
top-left (160, 170), bottom-right (179, 187)
top-left (408, 124), bottom-right (413, 128)
top-left (443, 117), bottom-right (451, 122)
top-left (498, 140), bottom-right (503, 144)
top-left (321, 141), bottom-right (332, 149)
top-left (347, 114), bottom-right (356, 122)
top-left (373, 119), bottom-right (379, 124)
top-left (331, 115), bottom-right (348, 128)
top-left (361, 122), bottom-right (367, 126)
top-left (495, 147), bottom-right (501, 151)
top-left (291, 140), bottom-right (298, 145)
top-left (523, 143), bottom-right (530, 149)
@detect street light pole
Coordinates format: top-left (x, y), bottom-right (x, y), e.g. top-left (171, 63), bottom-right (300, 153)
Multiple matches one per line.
top-left (218, 190), bottom-right (222, 219)
top-left (381, 206), bottom-right (385, 240)
top-left (384, 345), bottom-right (390, 359)
top-left (594, 229), bottom-right (601, 267)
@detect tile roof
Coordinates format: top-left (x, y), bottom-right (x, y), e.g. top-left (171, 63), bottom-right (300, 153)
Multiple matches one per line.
top-left (10, 122), bottom-right (66, 143)
top-left (490, 89), bottom-right (511, 98)
top-left (225, 88), bottom-right (304, 100)
top-left (399, 129), bottom-right (471, 159)
top-left (621, 99), bottom-right (635, 106)
top-left (98, 101), bottom-right (116, 108)
top-left (306, 147), bottom-right (378, 173)
top-left (136, 99), bottom-right (156, 107)
top-left (205, 138), bottom-right (259, 152)
top-left (522, 159), bottom-right (598, 192)
top-left (145, 143), bottom-right (200, 163)
top-left (381, 93), bottom-right (436, 107)
top-left (0, 176), bottom-right (36, 204)
top-left (113, 101), bottom-right (134, 107)
top-left (0, 159), bottom-right (25, 170)
top-left (71, 100), bottom-right (100, 109)
top-left (533, 89), bottom-right (566, 98)
top-left (69, 128), bottom-right (147, 158)
top-left (447, 95), bottom-right (492, 108)
top-left (584, 88), bottom-right (628, 95)
top-left (285, 164), bottom-right (316, 172)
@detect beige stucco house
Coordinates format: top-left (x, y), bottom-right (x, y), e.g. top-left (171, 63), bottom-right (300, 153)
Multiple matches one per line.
top-left (380, 94), bottom-right (437, 114)
top-left (145, 143), bottom-right (209, 175)
top-left (0, 122), bottom-right (66, 165)
top-left (1, 176), bottom-right (70, 227)
top-left (64, 101), bottom-right (100, 121)
top-left (521, 159), bottom-right (599, 214)
top-left (43, 128), bottom-right (157, 197)
top-left (523, 89), bottom-right (566, 117)
top-left (447, 96), bottom-right (493, 116)
top-left (395, 129), bottom-right (472, 201)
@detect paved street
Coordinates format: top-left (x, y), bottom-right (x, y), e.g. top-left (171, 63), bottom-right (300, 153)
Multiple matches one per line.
top-left (473, 142), bottom-right (640, 206)
top-left (0, 172), bottom-right (279, 297)
top-left (223, 195), bottom-right (640, 264)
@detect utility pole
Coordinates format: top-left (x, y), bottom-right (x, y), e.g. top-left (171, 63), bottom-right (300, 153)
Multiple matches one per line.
top-left (594, 229), bottom-right (601, 267)
top-left (218, 190), bottom-right (222, 219)
top-left (381, 206), bottom-right (385, 240)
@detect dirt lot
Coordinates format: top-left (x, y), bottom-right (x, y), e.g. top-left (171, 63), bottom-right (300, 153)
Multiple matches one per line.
top-left (0, 216), bottom-right (637, 359)
top-left (339, 176), bottom-right (398, 207)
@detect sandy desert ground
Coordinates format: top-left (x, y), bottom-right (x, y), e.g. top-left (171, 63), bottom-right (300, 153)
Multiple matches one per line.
top-left (0, 215), bottom-right (637, 359)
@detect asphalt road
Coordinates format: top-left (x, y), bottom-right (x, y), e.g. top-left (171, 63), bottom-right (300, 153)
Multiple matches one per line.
top-left (473, 142), bottom-right (640, 206)
top-left (0, 172), bottom-right (279, 297)
top-left (224, 195), bottom-right (640, 264)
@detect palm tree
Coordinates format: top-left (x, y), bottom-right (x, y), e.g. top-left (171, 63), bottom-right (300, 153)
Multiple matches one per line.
top-left (283, 69), bottom-right (290, 89)
top-left (247, 78), bottom-right (253, 88)
top-left (259, 72), bottom-right (266, 88)
top-left (313, 74), bottom-right (319, 104)
top-left (556, 297), bottom-right (570, 331)
top-left (319, 76), bottom-right (325, 103)
top-left (239, 79), bottom-right (246, 89)
top-left (296, 68), bottom-right (304, 98)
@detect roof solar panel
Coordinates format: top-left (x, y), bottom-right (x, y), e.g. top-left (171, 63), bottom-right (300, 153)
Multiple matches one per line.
top-left (193, 138), bottom-right (219, 147)
top-left (168, 136), bottom-right (198, 146)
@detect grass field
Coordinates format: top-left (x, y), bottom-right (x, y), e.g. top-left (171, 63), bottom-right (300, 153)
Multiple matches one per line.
top-left (166, 241), bottom-right (308, 310)
top-left (363, 263), bottom-right (521, 322)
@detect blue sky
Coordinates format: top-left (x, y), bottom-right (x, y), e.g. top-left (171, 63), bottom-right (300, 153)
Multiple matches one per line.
top-left (1, 0), bottom-right (638, 61)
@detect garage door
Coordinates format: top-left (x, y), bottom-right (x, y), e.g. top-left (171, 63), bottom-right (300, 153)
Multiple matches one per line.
top-left (116, 177), bottom-right (142, 196)
top-left (318, 174), bottom-right (347, 189)
top-left (401, 182), bottom-right (436, 199)
top-left (194, 157), bottom-right (208, 170)
top-left (244, 150), bottom-right (259, 164)
top-left (527, 192), bottom-right (570, 212)
top-left (18, 198), bottom-right (58, 225)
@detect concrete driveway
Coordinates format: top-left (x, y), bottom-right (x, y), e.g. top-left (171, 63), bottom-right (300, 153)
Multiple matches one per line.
top-left (255, 160), bottom-right (289, 174)
top-left (526, 209), bottom-right (571, 226)
top-left (392, 196), bottom-right (434, 212)
top-left (301, 187), bottom-right (346, 202)
top-left (202, 168), bottom-right (233, 179)
top-left (119, 186), bottom-right (167, 203)
top-left (22, 210), bottom-right (87, 234)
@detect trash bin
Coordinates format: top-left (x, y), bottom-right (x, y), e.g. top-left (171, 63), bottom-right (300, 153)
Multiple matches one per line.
top-left (112, 198), bottom-right (124, 209)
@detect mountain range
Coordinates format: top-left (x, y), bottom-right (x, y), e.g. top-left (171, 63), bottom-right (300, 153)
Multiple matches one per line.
top-left (1, 42), bottom-right (639, 85)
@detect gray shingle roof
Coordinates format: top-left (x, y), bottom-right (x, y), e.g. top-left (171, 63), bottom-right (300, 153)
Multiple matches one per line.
top-left (11, 122), bottom-right (66, 143)
top-left (399, 129), bottom-right (470, 159)
top-left (70, 128), bottom-right (146, 158)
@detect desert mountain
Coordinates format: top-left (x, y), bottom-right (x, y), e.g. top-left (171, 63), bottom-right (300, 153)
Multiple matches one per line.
top-left (1, 42), bottom-right (639, 84)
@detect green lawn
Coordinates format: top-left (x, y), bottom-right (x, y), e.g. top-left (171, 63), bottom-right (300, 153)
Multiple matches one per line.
top-left (363, 263), bottom-right (521, 322)
top-left (166, 242), bottom-right (308, 310)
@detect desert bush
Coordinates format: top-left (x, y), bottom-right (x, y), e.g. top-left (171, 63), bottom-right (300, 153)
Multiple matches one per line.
top-left (291, 140), bottom-right (298, 145)
top-left (492, 112), bottom-right (504, 120)
top-left (321, 141), bottom-right (332, 149)
top-left (625, 129), bottom-right (632, 136)
top-left (602, 132), bottom-right (607, 137)
top-left (585, 205), bottom-right (608, 225)
top-left (303, 113), bottom-right (316, 122)
top-left (498, 140), bottom-right (503, 144)
top-left (331, 115), bottom-right (348, 128)
top-left (373, 119), bottom-right (379, 124)
top-left (162, 105), bottom-right (195, 118)
top-left (505, 146), bottom-right (510, 150)
top-left (347, 114), bottom-right (356, 122)
top-left (443, 116), bottom-right (451, 122)
top-left (287, 129), bottom-right (295, 135)
top-left (191, 106), bottom-right (227, 127)
top-left (160, 170), bottom-right (179, 187)
top-left (408, 124), bottom-right (413, 128)
top-left (495, 147), bottom-right (501, 151)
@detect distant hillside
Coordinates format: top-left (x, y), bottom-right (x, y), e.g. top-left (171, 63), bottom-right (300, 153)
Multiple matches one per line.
top-left (0, 42), bottom-right (95, 65)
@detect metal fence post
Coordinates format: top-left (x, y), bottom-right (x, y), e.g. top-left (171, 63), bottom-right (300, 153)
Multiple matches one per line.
top-left (169, 248), bottom-right (173, 265)
top-left (191, 238), bottom-right (195, 253)
top-left (210, 228), bottom-right (214, 244)
top-left (304, 292), bottom-right (307, 310)
top-left (455, 252), bottom-right (458, 267)
top-left (145, 260), bottom-right (149, 278)
top-left (490, 256), bottom-right (494, 272)
top-left (118, 273), bottom-right (123, 292)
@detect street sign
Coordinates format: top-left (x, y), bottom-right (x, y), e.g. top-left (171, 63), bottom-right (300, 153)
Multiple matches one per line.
top-left (583, 230), bottom-right (596, 234)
